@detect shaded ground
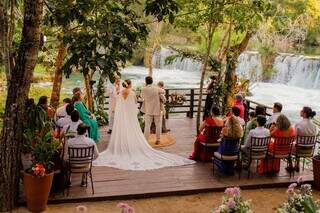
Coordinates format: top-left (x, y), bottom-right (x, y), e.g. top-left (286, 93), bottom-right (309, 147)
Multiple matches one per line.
top-left (14, 188), bottom-right (320, 213)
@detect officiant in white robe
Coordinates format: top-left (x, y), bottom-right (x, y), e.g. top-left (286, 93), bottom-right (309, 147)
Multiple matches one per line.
top-left (107, 77), bottom-right (121, 134)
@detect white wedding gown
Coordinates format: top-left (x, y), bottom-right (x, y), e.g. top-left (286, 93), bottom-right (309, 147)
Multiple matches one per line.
top-left (94, 90), bottom-right (195, 170)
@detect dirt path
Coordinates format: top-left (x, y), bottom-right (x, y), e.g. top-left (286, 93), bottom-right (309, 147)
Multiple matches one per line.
top-left (14, 188), bottom-right (320, 213)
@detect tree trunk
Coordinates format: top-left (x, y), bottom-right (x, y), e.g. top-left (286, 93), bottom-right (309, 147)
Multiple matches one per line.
top-left (223, 31), bottom-right (253, 113)
top-left (0, 0), bottom-right (6, 61)
top-left (196, 22), bottom-right (216, 133)
top-left (96, 72), bottom-right (107, 112)
top-left (84, 72), bottom-right (94, 112)
top-left (50, 42), bottom-right (66, 109)
top-left (8, 0), bottom-right (16, 73)
top-left (145, 47), bottom-right (153, 77)
top-left (0, 0), bottom-right (11, 83)
top-left (0, 0), bottom-right (43, 211)
top-left (216, 22), bottom-right (232, 62)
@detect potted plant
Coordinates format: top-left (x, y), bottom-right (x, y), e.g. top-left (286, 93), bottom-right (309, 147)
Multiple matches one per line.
top-left (23, 124), bottom-right (59, 212)
top-left (21, 99), bottom-right (37, 170)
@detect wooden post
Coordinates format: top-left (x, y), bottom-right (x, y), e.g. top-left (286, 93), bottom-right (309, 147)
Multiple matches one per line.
top-left (245, 99), bottom-right (250, 122)
top-left (165, 89), bottom-right (169, 119)
top-left (189, 89), bottom-right (194, 118)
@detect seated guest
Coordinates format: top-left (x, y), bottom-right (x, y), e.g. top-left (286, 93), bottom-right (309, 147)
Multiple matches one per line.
top-left (243, 115), bottom-right (270, 148)
top-left (259, 114), bottom-right (295, 174)
top-left (291, 107), bottom-right (318, 171)
top-left (215, 115), bottom-right (243, 176)
top-left (73, 87), bottom-right (100, 142)
top-left (221, 115), bottom-right (243, 139)
top-left (231, 106), bottom-right (245, 126)
top-left (61, 110), bottom-right (83, 137)
top-left (189, 106), bottom-right (224, 160)
top-left (248, 111), bottom-right (255, 122)
top-left (56, 98), bottom-right (72, 120)
top-left (232, 94), bottom-right (245, 119)
top-left (243, 106), bottom-right (265, 142)
top-left (295, 106), bottom-right (318, 136)
top-left (56, 104), bottom-right (74, 128)
top-left (266, 102), bottom-right (282, 126)
top-left (63, 124), bottom-right (99, 186)
top-left (63, 124), bottom-right (99, 161)
top-left (269, 114), bottom-right (295, 138)
top-left (35, 96), bottom-right (52, 131)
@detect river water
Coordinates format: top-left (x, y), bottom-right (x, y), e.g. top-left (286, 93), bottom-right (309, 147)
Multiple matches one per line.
top-left (36, 48), bottom-right (320, 124)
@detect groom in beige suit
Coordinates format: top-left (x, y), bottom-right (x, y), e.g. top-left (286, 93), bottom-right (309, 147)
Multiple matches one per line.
top-left (141, 76), bottom-right (166, 144)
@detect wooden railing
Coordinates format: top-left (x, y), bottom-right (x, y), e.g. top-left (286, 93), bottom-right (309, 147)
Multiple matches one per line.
top-left (164, 88), bottom-right (207, 119)
top-left (102, 88), bottom-right (207, 118)
top-left (244, 98), bottom-right (272, 120)
top-left (102, 88), bottom-right (273, 120)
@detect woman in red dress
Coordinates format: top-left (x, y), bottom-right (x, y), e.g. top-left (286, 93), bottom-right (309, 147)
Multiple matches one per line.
top-left (259, 114), bottom-right (295, 174)
top-left (189, 106), bottom-right (224, 160)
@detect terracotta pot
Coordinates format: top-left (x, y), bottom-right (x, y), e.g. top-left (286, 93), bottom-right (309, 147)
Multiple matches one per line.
top-left (313, 157), bottom-right (320, 190)
top-left (23, 172), bottom-right (54, 212)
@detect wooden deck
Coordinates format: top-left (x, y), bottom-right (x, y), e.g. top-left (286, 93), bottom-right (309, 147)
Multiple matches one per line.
top-left (48, 118), bottom-right (313, 203)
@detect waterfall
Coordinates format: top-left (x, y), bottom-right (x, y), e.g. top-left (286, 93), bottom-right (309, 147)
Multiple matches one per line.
top-left (272, 54), bottom-right (320, 89)
top-left (152, 47), bottom-right (263, 77)
top-left (152, 47), bottom-right (320, 89)
top-left (236, 51), bottom-right (263, 82)
top-left (152, 47), bottom-right (202, 72)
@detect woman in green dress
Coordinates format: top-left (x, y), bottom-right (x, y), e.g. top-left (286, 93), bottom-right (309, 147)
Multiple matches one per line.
top-left (72, 88), bottom-right (100, 142)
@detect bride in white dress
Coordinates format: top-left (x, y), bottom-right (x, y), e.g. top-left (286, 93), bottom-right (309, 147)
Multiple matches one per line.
top-left (94, 79), bottom-right (195, 170)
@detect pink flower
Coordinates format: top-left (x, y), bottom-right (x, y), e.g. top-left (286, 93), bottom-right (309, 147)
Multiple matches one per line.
top-left (297, 176), bottom-right (303, 184)
top-left (117, 203), bottom-right (130, 209)
top-left (225, 187), bottom-right (233, 195)
top-left (74, 205), bottom-right (88, 213)
top-left (226, 198), bottom-right (236, 209)
top-left (288, 183), bottom-right (297, 189)
top-left (232, 187), bottom-right (241, 196)
top-left (117, 203), bottom-right (135, 213)
top-left (225, 187), bottom-right (241, 197)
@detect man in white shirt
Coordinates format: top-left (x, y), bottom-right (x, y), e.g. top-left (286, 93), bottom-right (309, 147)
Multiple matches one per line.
top-left (244, 115), bottom-right (270, 149)
top-left (56, 104), bottom-right (74, 128)
top-left (63, 124), bottom-right (99, 161)
top-left (107, 77), bottom-right (121, 134)
top-left (55, 98), bottom-right (72, 120)
top-left (232, 106), bottom-right (245, 126)
top-left (63, 124), bottom-right (99, 186)
top-left (266, 102), bottom-right (282, 126)
top-left (61, 110), bottom-right (83, 137)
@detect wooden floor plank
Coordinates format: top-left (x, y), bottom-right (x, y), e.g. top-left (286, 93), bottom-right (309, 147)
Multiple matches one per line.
top-left (44, 117), bottom-right (314, 203)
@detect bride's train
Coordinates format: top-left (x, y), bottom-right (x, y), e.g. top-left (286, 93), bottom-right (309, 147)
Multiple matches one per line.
top-left (93, 90), bottom-right (194, 170)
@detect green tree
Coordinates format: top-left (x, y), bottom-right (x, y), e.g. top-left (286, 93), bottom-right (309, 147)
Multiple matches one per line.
top-left (46, 0), bottom-right (179, 111)
top-left (0, 0), bottom-right (44, 210)
top-left (175, 0), bottom-right (273, 129)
